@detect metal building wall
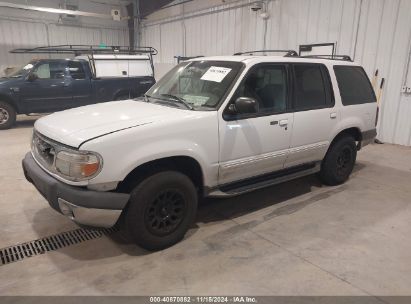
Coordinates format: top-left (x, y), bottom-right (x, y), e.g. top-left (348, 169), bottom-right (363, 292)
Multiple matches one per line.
top-left (0, 0), bottom-right (129, 76)
top-left (141, 0), bottom-right (411, 146)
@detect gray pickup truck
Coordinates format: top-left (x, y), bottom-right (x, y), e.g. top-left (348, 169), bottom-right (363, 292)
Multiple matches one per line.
top-left (0, 51), bottom-right (156, 129)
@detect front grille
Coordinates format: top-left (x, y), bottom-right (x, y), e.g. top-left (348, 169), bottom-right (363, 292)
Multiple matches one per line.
top-left (32, 131), bottom-right (57, 171)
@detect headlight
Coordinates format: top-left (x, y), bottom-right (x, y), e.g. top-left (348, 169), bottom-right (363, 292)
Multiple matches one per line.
top-left (55, 150), bottom-right (102, 182)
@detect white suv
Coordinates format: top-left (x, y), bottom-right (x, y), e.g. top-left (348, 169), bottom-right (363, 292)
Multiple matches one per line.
top-left (22, 52), bottom-right (377, 250)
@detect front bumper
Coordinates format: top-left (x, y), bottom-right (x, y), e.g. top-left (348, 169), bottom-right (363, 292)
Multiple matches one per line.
top-left (22, 152), bottom-right (130, 228)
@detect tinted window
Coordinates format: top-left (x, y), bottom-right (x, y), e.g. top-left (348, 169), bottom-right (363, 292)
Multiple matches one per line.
top-left (68, 61), bottom-right (86, 79)
top-left (233, 65), bottom-right (287, 114)
top-left (34, 62), bottom-right (65, 79)
top-left (293, 64), bottom-right (328, 110)
top-left (334, 66), bottom-right (376, 105)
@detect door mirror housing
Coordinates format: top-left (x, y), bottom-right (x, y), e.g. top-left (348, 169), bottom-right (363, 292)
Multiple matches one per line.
top-left (234, 97), bottom-right (259, 114)
top-left (27, 73), bottom-right (38, 82)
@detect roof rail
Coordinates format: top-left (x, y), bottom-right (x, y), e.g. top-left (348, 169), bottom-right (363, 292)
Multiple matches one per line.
top-left (10, 45), bottom-right (158, 56)
top-left (234, 50), bottom-right (298, 57)
top-left (299, 54), bottom-right (352, 62)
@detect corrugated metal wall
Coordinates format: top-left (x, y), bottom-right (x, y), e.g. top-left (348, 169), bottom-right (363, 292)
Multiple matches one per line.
top-left (0, 0), bottom-right (129, 76)
top-left (141, 0), bottom-right (411, 146)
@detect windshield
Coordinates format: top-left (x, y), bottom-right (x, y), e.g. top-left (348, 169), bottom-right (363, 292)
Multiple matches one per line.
top-left (7, 62), bottom-right (36, 78)
top-left (145, 60), bottom-right (244, 110)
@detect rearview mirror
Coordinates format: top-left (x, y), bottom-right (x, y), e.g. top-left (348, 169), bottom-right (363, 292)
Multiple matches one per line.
top-left (234, 97), bottom-right (259, 114)
top-left (27, 73), bottom-right (38, 82)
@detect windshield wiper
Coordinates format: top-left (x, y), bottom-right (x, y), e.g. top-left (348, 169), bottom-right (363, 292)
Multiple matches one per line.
top-left (160, 94), bottom-right (193, 110)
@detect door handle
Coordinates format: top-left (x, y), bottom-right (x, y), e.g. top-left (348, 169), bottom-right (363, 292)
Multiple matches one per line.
top-left (330, 112), bottom-right (337, 119)
top-left (279, 119), bottom-right (288, 126)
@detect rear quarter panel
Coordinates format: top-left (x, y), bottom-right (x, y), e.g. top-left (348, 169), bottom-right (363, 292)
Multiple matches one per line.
top-left (91, 76), bottom-right (155, 102)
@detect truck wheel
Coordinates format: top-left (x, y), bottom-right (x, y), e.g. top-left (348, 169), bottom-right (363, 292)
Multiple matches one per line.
top-left (125, 171), bottom-right (198, 251)
top-left (319, 135), bottom-right (357, 186)
top-left (0, 101), bottom-right (16, 130)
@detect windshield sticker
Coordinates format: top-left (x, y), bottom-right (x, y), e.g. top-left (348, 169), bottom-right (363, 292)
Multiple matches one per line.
top-left (200, 66), bottom-right (232, 83)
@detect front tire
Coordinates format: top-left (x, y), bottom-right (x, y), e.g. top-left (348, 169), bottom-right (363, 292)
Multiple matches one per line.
top-left (124, 171), bottom-right (198, 251)
top-left (319, 135), bottom-right (357, 186)
top-left (0, 101), bottom-right (16, 130)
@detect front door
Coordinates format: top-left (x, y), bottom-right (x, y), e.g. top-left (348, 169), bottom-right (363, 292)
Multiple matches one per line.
top-left (218, 64), bottom-right (293, 185)
top-left (19, 61), bottom-right (72, 113)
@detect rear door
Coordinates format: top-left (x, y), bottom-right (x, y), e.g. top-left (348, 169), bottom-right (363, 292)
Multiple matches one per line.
top-left (285, 63), bottom-right (337, 168)
top-left (19, 61), bottom-right (72, 112)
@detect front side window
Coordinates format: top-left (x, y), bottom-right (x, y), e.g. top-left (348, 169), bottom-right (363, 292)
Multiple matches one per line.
top-left (293, 64), bottom-right (329, 110)
top-left (232, 64), bottom-right (287, 114)
top-left (33, 62), bottom-right (65, 79)
top-left (145, 60), bottom-right (243, 110)
top-left (334, 66), bottom-right (376, 105)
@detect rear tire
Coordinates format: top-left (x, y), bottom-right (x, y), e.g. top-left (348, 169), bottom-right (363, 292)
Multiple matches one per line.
top-left (0, 101), bottom-right (16, 130)
top-left (319, 135), bottom-right (357, 186)
top-left (124, 171), bottom-right (198, 251)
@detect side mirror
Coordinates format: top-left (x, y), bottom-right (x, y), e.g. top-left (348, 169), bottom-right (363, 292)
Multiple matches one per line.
top-left (27, 73), bottom-right (38, 82)
top-left (234, 97), bottom-right (259, 114)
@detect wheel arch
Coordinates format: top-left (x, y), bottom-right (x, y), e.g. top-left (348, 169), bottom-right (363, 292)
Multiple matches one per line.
top-left (330, 127), bottom-right (362, 150)
top-left (117, 155), bottom-right (205, 196)
top-left (0, 94), bottom-right (19, 113)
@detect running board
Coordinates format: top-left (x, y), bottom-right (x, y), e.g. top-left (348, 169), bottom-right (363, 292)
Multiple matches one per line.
top-left (208, 162), bottom-right (321, 198)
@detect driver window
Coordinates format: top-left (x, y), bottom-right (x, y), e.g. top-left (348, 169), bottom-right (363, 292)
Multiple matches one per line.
top-left (34, 62), bottom-right (65, 79)
top-left (233, 65), bottom-right (287, 114)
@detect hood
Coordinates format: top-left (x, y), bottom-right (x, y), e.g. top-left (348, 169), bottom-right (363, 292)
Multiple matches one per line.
top-left (34, 100), bottom-right (190, 148)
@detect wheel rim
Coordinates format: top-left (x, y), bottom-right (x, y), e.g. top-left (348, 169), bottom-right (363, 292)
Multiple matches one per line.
top-left (0, 107), bottom-right (9, 125)
top-left (336, 147), bottom-right (352, 177)
top-left (145, 189), bottom-right (186, 236)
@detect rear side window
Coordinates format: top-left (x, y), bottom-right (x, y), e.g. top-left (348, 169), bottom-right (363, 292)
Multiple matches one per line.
top-left (293, 64), bottom-right (331, 110)
top-left (68, 61), bottom-right (86, 80)
top-left (334, 66), bottom-right (376, 105)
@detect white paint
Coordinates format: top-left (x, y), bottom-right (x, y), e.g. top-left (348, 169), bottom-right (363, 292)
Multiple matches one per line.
top-left (76, 54), bottom-right (153, 78)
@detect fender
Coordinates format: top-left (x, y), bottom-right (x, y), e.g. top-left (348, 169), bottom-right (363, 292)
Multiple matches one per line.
top-left (82, 113), bottom-right (220, 188)
top-left (329, 115), bottom-right (366, 143)
top-left (0, 93), bottom-right (19, 113)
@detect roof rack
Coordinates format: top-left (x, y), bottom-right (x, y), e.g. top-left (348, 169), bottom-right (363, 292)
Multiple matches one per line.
top-left (299, 54), bottom-right (352, 62)
top-left (10, 44), bottom-right (158, 56)
top-left (234, 50), bottom-right (298, 57)
top-left (10, 44), bottom-right (158, 78)
top-left (174, 55), bottom-right (204, 63)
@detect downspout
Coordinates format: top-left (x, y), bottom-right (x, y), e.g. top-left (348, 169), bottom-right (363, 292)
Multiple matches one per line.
top-left (182, 2), bottom-right (187, 56)
top-left (134, 0), bottom-right (140, 48)
top-left (352, 0), bottom-right (363, 61)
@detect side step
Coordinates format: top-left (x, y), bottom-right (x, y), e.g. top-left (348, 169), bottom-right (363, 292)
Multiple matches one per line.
top-left (208, 162), bottom-right (321, 198)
